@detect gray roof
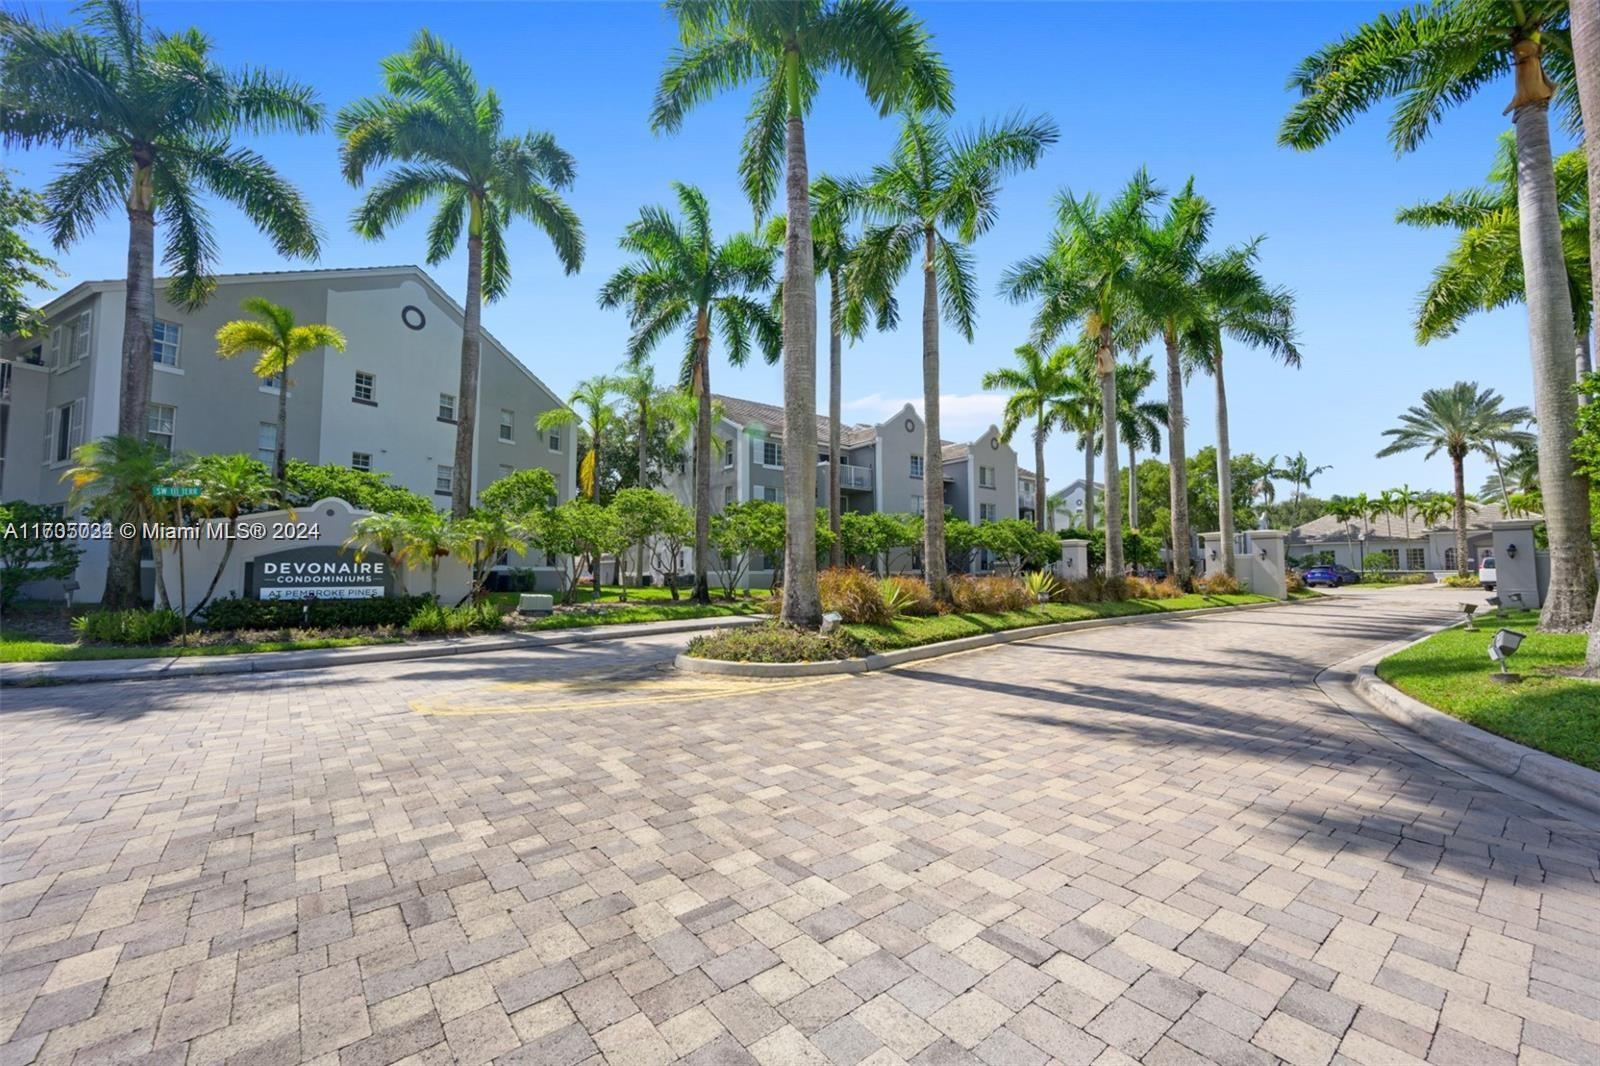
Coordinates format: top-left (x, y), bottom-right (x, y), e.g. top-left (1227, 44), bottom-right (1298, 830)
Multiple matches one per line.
top-left (1289, 502), bottom-right (1524, 543)
top-left (713, 394), bottom-right (877, 448)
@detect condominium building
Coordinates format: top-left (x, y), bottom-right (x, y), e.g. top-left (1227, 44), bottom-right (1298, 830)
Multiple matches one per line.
top-left (1, 265), bottom-right (575, 602)
top-left (660, 393), bottom-right (1044, 583)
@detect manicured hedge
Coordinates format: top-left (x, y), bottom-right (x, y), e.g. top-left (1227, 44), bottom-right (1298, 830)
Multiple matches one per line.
top-left (199, 595), bottom-right (431, 630)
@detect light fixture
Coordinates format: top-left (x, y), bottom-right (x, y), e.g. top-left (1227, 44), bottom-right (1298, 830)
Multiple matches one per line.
top-left (1505, 543), bottom-right (1518, 559)
top-left (1487, 627), bottom-right (1524, 684)
top-left (1209, 549), bottom-right (1217, 560)
top-left (820, 611), bottom-right (842, 634)
top-left (1486, 595), bottom-right (1502, 618)
top-left (1459, 602), bottom-right (1479, 631)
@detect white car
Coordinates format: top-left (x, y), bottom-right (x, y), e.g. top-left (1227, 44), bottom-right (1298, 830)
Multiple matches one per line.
top-left (1478, 555), bottom-right (1497, 591)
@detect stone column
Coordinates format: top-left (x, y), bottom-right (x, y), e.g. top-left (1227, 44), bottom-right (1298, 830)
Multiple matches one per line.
top-left (1243, 530), bottom-right (1289, 600)
top-left (1057, 539), bottom-right (1089, 583)
top-left (1489, 519), bottom-right (1543, 610)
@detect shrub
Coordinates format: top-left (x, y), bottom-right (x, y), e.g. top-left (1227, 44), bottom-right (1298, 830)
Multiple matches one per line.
top-left (1443, 573), bottom-right (1481, 588)
top-left (1122, 575), bottom-right (1183, 600)
top-left (406, 600), bottom-right (506, 636)
top-left (1197, 572), bottom-right (1244, 595)
top-left (818, 567), bottom-right (891, 624)
top-left (879, 576), bottom-right (935, 618)
top-left (74, 608), bottom-right (183, 645)
top-left (200, 595), bottom-right (430, 631)
top-left (949, 575), bottom-right (1030, 613)
top-left (1023, 571), bottom-right (1062, 602)
top-left (1, 500), bottom-right (83, 608)
top-left (684, 623), bottom-right (870, 663)
top-left (1286, 570), bottom-right (1307, 594)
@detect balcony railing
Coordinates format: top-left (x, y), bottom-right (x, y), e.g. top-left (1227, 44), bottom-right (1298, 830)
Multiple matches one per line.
top-left (819, 460), bottom-right (873, 491)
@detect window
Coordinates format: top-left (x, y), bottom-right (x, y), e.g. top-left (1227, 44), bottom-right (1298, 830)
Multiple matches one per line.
top-left (152, 320), bottom-right (181, 366)
top-left (547, 427), bottom-right (562, 452)
top-left (261, 372), bottom-right (283, 391)
top-left (435, 465), bottom-right (454, 495)
top-left (1380, 548), bottom-right (1399, 568)
top-left (978, 465), bottom-right (996, 489)
top-left (1444, 547), bottom-right (1458, 570)
top-left (979, 502), bottom-right (997, 523)
top-left (351, 452), bottom-right (372, 472)
top-left (910, 455), bottom-right (924, 479)
top-left (723, 439), bottom-right (735, 469)
top-left (438, 393), bottom-right (457, 422)
top-left (146, 404), bottom-right (176, 453)
top-left (758, 485), bottom-right (782, 502)
top-left (1405, 547), bottom-right (1425, 571)
top-left (353, 371), bottom-right (376, 403)
top-left (1021, 479), bottom-right (1033, 496)
top-left (498, 463), bottom-right (514, 479)
top-left (256, 422), bottom-right (277, 465)
top-left (63, 310), bottom-right (91, 366)
top-left (44, 399), bottom-right (83, 464)
top-left (723, 485), bottom-right (735, 508)
top-left (911, 494), bottom-right (924, 515)
top-left (499, 409), bottom-right (515, 442)
top-left (761, 440), bottom-right (783, 468)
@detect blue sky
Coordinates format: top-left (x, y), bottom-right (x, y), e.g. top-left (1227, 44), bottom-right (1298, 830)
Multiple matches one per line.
top-left (12, 1), bottom-right (1563, 504)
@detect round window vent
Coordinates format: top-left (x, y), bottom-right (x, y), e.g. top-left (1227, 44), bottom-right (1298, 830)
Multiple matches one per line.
top-left (990, 437), bottom-right (1000, 450)
top-left (904, 417), bottom-right (915, 433)
top-left (401, 305), bottom-right (426, 331)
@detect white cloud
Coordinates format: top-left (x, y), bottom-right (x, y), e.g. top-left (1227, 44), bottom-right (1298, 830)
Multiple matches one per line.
top-left (845, 392), bottom-right (1008, 441)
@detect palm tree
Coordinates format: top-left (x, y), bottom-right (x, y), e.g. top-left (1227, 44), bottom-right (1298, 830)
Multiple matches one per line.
top-left (773, 180), bottom-right (897, 567)
top-left (598, 183), bottom-right (779, 603)
top-left (1416, 493), bottom-right (1455, 534)
top-left (652, 0), bottom-right (953, 627)
top-left (1044, 344), bottom-right (1104, 536)
top-left (214, 298), bottom-right (346, 480)
top-left (539, 376), bottom-right (617, 504)
top-left (982, 342), bottom-right (1074, 532)
top-left (1138, 179), bottom-right (1214, 584)
top-left (1002, 170), bottom-right (1166, 577)
top-left (1188, 240), bottom-right (1299, 578)
top-left (1377, 487), bottom-right (1403, 542)
top-left (63, 435), bottom-right (179, 608)
top-left (337, 30), bottom-right (583, 518)
top-left (1396, 133), bottom-right (1590, 380)
top-left (614, 361), bottom-right (668, 589)
top-left (344, 510), bottom-right (414, 597)
top-left (1329, 495), bottom-right (1363, 568)
top-left (840, 112), bottom-right (1056, 596)
top-left (1, 0), bottom-right (322, 608)
top-left (1390, 483), bottom-right (1421, 550)
top-left (1377, 383), bottom-right (1533, 577)
top-left (1281, 451), bottom-right (1331, 509)
top-left (187, 453), bottom-right (278, 616)
top-left (393, 510), bottom-right (454, 601)
top-left (1280, 2), bottom-right (1592, 630)
top-left (1110, 356), bottom-right (1167, 530)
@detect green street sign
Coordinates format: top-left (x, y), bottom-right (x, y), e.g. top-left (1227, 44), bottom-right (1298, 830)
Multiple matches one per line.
top-left (153, 484), bottom-right (202, 498)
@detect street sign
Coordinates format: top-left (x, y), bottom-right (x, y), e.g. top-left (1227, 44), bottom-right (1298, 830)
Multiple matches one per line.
top-left (153, 484), bottom-right (202, 497)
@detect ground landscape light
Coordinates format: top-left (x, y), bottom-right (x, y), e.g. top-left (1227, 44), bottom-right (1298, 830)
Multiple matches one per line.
top-left (1460, 603), bottom-right (1479, 630)
top-left (1487, 627), bottom-right (1524, 684)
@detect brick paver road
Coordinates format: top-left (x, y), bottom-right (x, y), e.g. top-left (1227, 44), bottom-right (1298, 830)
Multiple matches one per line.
top-left (2, 589), bottom-right (1596, 1066)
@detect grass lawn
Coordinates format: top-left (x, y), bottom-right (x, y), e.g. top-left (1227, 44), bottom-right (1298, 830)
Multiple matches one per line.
top-left (0, 631), bottom-right (403, 663)
top-left (843, 594), bottom-right (1273, 652)
top-left (486, 584), bottom-right (771, 609)
top-left (1376, 610), bottom-right (1598, 771)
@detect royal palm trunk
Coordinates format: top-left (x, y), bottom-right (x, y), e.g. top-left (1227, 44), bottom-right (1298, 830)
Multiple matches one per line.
top-left (1511, 70), bottom-right (1598, 630)
top-left (779, 101), bottom-right (821, 626)
top-left (1451, 449), bottom-right (1469, 577)
top-left (1096, 325), bottom-right (1124, 576)
top-left (1164, 329), bottom-right (1192, 584)
top-left (275, 363), bottom-right (289, 481)
top-left (1032, 424), bottom-right (1046, 532)
top-left (692, 316), bottom-right (712, 604)
top-left (452, 228), bottom-right (484, 517)
top-left (920, 227), bottom-right (948, 600)
top-left (1213, 345), bottom-right (1237, 578)
top-left (1082, 438), bottom-right (1094, 532)
top-left (828, 264), bottom-right (843, 568)
top-left (636, 399), bottom-right (649, 592)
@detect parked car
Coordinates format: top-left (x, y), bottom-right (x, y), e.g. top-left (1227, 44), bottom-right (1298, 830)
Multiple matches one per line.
top-left (1332, 564), bottom-right (1361, 584)
top-left (1302, 565), bottom-right (1345, 588)
top-left (1478, 555), bottom-right (1496, 591)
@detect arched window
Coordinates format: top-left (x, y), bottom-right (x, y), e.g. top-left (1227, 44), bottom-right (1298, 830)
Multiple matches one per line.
top-left (1444, 547), bottom-right (1457, 570)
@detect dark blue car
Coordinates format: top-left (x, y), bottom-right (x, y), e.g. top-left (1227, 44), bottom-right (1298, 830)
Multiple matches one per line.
top-left (1302, 565), bottom-right (1344, 588)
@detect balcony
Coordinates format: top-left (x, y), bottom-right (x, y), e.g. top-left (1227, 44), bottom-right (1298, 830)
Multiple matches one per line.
top-left (819, 460), bottom-right (873, 491)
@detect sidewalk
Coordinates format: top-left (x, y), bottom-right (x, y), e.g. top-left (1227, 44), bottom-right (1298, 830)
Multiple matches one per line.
top-left (0, 613), bottom-right (761, 688)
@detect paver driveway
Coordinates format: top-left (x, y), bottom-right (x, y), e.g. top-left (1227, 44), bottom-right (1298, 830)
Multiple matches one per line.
top-left (1, 589), bottom-right (1596, 1066)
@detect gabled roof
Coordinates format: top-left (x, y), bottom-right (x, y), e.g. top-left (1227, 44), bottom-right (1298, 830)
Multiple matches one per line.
top-left (1289, 502), bottom-right (1527, 543)
top-left (712, 394), bottom-right (877, 447)
top-left (940, 443), bottom-right (968, 463)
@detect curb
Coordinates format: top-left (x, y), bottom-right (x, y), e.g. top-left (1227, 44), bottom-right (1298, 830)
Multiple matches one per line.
top-left (1351, 643), bottom-right (1600, 817)
top-left (0, 613), bottom-right (762, 688)
top-left (676, 597), bottom-right (1303, 678)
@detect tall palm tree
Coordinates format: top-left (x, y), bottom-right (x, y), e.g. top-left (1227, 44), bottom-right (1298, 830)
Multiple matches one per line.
top-left (840, 112), bottom-right (1056, 597)
top-left (1390, 483), bottom-right (1420, 548)
top-left (1281, 451), bottom-right (1331, 509)
top-left (772, 180), bottom-right (897, 567)
top-left (214, 298), bottom-right (346, 480)
top-left (1280, 1), bottom-right (1593, 630)
top-left (1396, 133), bottom-right (1590, 380)
top-left (1416, 493), bottom-right (1455, 533)
top-left (1043, 346), bottom-right (1102, 534)
top-left (1189, 240), bottom-right (1300, 578)
top-left (982, 342), bottom-right (1073, 531)
top-left (1110, 355), bottom-right (1167, 530)
top-left (1330, 494), bottom-right (1364, 568)
top-left (539, 376), bottom-right (617, 504)
top-left (63, 435), bottom-right (179, 608)
top-left (1138, 179), bottom-right (1214, 584)
top-left (1377, 382), bottom-right (1533, 577)
top-left (337, 30), bottom-right (583, 518)
top-left (1, 0), bottom-right (322, 608)
top-left (652, 0), bottom-right (953, 627)
top-left (599, 183), bottom-right (780, 603)
top-left (614, 362), bottom-right (662, 492)
top-left (187, 452), bottom-right (278, 616)
top-left (1377, 487), bottom-right (1403, 542)
top-left (1002, 170), bottom-right (1165, 577)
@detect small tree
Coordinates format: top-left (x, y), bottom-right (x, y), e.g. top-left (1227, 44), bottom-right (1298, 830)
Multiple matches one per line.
top-left (532, 499), bottom-right (622, 603)
top-left (643, 495), bottom-right (694, 600)
top-left (479, 467), bottom-right (557, 519)
top-left (838, 511), bottom-right (916, 571)
top-left (609, 488), bottom-right (681, 601)
top-left (284, 460), bottom-right (431, 515)
top-left (977, 518), bottom-right (1062, 574)
top-left (943, 514), bottom-right (979, 574)
top-left (187, 453), bottom-right (277, 616)
top-left (0, 500), bottom-right (81, 607)
top-left (709, 501), bottom-right (785, 599)
top-left (449, 509), bottom-right (526, 605)
top-left (344, 511), bottom-right (413, 597)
